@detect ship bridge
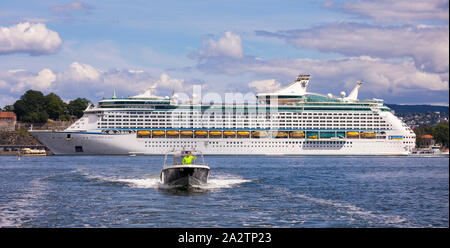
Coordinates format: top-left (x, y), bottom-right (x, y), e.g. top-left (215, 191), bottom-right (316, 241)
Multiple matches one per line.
top-left (97, 88), bottom-right (173, 109)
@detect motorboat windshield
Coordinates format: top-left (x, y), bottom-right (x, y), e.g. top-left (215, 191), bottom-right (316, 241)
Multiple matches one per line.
top-left (163, 149), bottom-right (207, 167)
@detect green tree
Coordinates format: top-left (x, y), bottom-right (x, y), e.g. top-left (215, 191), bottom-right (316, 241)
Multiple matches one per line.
top-left (432, 121), bottom-right (449, 148)
top-left (13, 90), bottom-right (46, 123)
top-left (67, 98), bottom-right (91, 118)
top-left (44, 92), bottom-right (67, 120)
top-left (2, 105), bottom-right (14, 111)
top-left (414, 121), bottom-right (449, 148)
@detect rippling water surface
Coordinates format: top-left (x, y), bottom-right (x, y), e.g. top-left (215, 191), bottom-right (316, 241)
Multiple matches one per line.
top-left (0, 155), bottom-right (448, 227)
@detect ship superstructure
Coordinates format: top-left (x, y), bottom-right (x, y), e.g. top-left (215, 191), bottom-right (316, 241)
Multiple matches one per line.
top-left (30, 75), bottom-right (416, 155)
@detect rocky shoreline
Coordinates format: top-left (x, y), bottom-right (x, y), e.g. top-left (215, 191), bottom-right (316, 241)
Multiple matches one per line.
top-left (0, 131), bottom-right (53, 156)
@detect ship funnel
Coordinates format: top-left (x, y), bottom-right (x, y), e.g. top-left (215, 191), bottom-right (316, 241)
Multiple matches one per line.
top-left (274, 74), bottom-right (310, 95)
top-left (345, 81), bottom-right (363, 101)
top-left (296, 74), bottom-right (310, 92)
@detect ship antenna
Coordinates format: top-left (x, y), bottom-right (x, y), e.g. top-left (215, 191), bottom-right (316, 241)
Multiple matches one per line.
top-left (112, 89), bottom-right (117, 99)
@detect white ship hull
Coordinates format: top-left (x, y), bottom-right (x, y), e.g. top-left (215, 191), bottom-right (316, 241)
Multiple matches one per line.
top-left (30, 131), bottom-right (410, 156)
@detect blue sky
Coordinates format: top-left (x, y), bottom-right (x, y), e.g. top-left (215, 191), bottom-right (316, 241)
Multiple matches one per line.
top-left (0, 0), bottom-right (448, 107)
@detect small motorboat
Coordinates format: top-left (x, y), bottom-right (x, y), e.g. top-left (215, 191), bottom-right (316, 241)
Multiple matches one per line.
top-left (160, 149), bottom-right (210, 188)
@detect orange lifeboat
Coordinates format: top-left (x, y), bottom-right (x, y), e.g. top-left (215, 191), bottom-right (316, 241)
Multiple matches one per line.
top-left (137, 130), bottom-right (151, 136)
top-left (223, 131), bottom-right (236, 136)
top-left (275, 131), bottom-right (288, 138)
top-left (237, 131), bottom-right (250, 137)
top-left (360, 131), bottom-right (375, 138)
top-left (180, 131), bottom-right (193, 136)
top-left (194, 131), bottom-right (208, 136)
top-left (166, 130), bottom-right (179, 136)
top-left (289, 131), bottom-right (305, 138)
top-left (209, 131), bottom-right (222, 136)
top-left (346, 131), bottom-right (359, 138)
top-left (252, 131), bottom-right (268, 138)
top-left (152, 130), bottom-right (165, 136)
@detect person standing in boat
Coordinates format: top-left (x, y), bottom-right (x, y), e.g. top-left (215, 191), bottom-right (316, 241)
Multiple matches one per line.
top-left (182, 151), bottom-right (197, 165)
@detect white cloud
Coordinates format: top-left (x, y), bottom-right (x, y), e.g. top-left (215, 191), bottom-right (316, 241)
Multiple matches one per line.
top-left (193, 31), bottom-right (243, 59)
top-left (58, 62), bottom-right (101, 82)
top-left (248, 79), bottom-right (281, 93)
top-left (256, 23), bottom-right (449, 73)
top-left (28, 69), bottom-right (56, 89)
top-left (194, 54), bottom-right (448, 97)
top-left (329, 0), bottom-right (449, 23)
top-left (156, 73), bottom-right (185, 91)
top-left (0, 62), bottom-right (190, 105)
top-left (0, 68), bottom-right (56, 92)
top-left (0, 22), bottom-right (62, 56)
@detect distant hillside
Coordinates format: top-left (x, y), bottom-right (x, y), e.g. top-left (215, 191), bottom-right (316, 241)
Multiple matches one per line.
top-left (386, 104), bottom-right (449, 114)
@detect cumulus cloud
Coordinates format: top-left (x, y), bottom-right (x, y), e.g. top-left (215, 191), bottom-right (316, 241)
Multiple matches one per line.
top-left (326, 0), bottom-right (449, 23)
top-left (0, 62), bottom-right (190, 106)
top-left (156, 73), bottom-right (185, 91)
top-left (58, 62), bottom-right (101, 82)
top-left (50, 1), bottom-right (91, 12)
top-left (0, 22), bottom-right (62, 56)
top-left (194, 54), bottom-right (448, 96)
top-left (0, 68), bottom-right (56, 92)
top-left (191, 31), bottom-right (244, 59)
top-left (248, 79), bottom-right (281, 93)
top-left (256, 23), bottom-right (449, 73)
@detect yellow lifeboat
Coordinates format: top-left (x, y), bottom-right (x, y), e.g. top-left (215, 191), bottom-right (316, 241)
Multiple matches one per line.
top-left (152, 130), bottom-right (165, 136)
top-left (360, 131), bottom-right (376, 138)
top-left (275, 131), bottom-right (288, 138)
top-left (180, 131), bottom-right (193, 136)
top-left (194, 131), bottom-right (208, 136)
top-left (252, 131), bottom-right (268, 137)
top-left (289, 131), bottom-right (305, 138)
top-left (166, 130), bottom-right (179, 136)
top-left (209, 131), bottom-right (222, 136)
top-left (137, 130), bottom-right (151, 136)
top-left (346, 131), bottom-right (359, 138)
top-left (237, 131), bottom-right (250, 136)
top-left (223, 131), bottom-right (236, 136)
top-left (307, 135), bottom-right (318, 139)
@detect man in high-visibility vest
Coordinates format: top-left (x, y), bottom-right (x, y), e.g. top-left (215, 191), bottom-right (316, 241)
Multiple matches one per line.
top-left (182, 151), bottom-right (197, 165)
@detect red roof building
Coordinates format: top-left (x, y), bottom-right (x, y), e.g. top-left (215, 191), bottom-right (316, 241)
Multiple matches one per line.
top-left (421, 134), bottom-right (434, 139)
top-left (0, 112), bottom-right (16, 131)
top-left (0, 112), bottom-right (17, 121)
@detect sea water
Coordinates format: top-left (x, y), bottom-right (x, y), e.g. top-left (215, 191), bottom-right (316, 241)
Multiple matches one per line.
top-left (0, 155), bottom-right (448, 227)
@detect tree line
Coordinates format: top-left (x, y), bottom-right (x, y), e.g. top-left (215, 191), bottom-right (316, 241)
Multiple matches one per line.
top-left (414, 121), bottom-right (449, 148)
top-left (2, 90), bottom-right (91, 123)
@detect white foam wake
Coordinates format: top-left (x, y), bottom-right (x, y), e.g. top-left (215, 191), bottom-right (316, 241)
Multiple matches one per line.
top-left (115, 177), bottom-right (162, 189)
top-left (203, 174), bottom-right (252, 189)
top-left (83, 172), bottom-right (250, 190)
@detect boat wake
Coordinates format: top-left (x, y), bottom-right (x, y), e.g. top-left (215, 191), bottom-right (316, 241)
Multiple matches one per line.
top-left (79, 170), bottom-right (250, 191)
top-left (269, 186), bottom-right (416, 227)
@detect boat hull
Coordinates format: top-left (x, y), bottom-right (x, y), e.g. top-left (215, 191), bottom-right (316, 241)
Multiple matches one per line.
top-left (161, 165), bottom-right (210, 188)
top-left (29, 130), bottom-right (412, 156)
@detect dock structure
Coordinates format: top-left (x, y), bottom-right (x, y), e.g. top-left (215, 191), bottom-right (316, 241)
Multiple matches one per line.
top-left (1, 144), bottom-right (48, 152)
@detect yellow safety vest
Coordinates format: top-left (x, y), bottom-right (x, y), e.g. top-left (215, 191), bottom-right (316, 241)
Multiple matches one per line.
top-left (182, 155), bottom-right (196, 165)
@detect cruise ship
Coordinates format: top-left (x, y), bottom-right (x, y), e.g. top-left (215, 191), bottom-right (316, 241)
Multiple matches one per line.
top-left (30, 75), bottom-right (416, 155)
